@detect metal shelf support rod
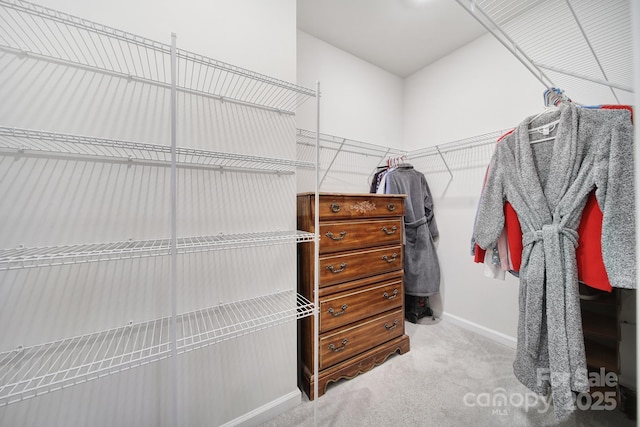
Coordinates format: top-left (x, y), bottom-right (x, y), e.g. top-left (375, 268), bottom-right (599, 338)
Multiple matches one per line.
top-left (435, 145), bottom-right (453, 180)
top-left (454, 0), bottom-right (555, 90)
top-left (319, 137), bottom-right (345, 189)
top-left (565, 0), bottom-right (620, 103)
top-left (533, 62), bottom-right (634, 93)
top-left (169, 32), bottom-right (178, 427)
top-left (313, 81), bottom-right (320, 426)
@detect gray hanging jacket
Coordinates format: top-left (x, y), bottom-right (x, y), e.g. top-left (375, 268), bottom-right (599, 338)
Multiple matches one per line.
top-left (386, 164), bottom-right (440, 297)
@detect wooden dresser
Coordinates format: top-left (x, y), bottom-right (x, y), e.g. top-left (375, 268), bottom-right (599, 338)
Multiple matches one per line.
top-left (297, 193), bottom-right (410, 399)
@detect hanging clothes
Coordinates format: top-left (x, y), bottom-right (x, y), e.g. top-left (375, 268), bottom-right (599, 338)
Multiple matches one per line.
top-left (376, 167), bottom-right (396, 194)
top-left (473, 102), bottom-right (635, 420)
top-left (472, 105), bottom-right (635, 292)
top-left (370, 166), bottom-right (387, 193)
top-left (385, 164), bottom-right (441, 297)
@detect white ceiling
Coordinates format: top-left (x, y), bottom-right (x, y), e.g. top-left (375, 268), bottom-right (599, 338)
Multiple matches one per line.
top-left (297, 0), bottom-right (488, 78)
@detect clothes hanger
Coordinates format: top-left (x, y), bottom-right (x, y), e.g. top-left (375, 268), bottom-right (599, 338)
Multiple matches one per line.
top-left (526, 88), bottom-right (569, 144)
top-left (529, 118), bottom-right (560, 134)
top-left (544, 87), bottom-right (571, 107)
top-left (526, 88), bottom-right (570, 129)
top-left (529, 135), bottom-right (556, 144)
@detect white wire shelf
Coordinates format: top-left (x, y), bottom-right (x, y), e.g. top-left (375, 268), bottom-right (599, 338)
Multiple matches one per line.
top-left (175, 48), bottom-right (316, 113)
top-left (0, 0), bottom-right (315, 113)
top-left (177, 291), bottom-right (315, 353)
top-left (0, 127), bottom-right (314, 172)
top-left (0, 231), bottom-right (316, 271)
top-left (0, 289), bottom-right (314, 407)
top-left (296, 128), bottom-right (406, 190)
top-left (296, 128), bottom-right (405, 158)
top-left (456, 0), bottom-right (633, 104)
top-left (408, 129), bottom-right (510, 159)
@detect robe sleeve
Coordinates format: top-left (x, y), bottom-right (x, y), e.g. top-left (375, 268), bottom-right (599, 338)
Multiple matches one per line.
top-left (423, 174), bottom-right (439, 240)
top-left (473, 149), bottom-right (506, 250)
top-left (594, 117), bottom-right (636, 289)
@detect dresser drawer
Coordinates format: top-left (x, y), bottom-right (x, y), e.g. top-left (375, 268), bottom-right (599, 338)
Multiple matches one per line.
top-left (320, 279), bottom-right (403, 332)
top-left (319, 245), bottom-right (403, 287)
top-left (319, 219), bottom-right (402, 254)
top-left (317, 195), bottom-right (405, 220)
top-left (319, 309), bottom-right (404, 370)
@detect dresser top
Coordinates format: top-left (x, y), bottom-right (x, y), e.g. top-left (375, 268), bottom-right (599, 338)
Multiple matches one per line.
top-left (297, 192), bottom-right (407, 198)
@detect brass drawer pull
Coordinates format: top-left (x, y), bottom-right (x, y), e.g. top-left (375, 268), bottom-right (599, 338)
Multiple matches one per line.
top-left (384, 319), bottom-right (399, 330)
top-left (328, 304), bottom-right (348, 317)
top-left (382, 253), bottom-right (398, 263)
top-left (327, 262), bottom-right (347, 273)
top-left (326, 231), bottom-right (347, 241)
top-left (383, 289), bottom-right (399, 300)
top-left (381, 226), bottom-right (397, 235)
top-left (387, 202), bottom-right (396, 211)
top-left (329, 338), bottom-right (348, 352)
top-left (330, 203), bottom-right (341, 213)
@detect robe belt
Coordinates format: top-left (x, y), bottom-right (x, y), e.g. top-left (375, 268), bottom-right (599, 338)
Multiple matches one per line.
top-left (522, 224), bottom-right (578, 248)
top-left (521, 223), bottom-right (579, 357)
top-left (405, 216), bottom-right (427, 229)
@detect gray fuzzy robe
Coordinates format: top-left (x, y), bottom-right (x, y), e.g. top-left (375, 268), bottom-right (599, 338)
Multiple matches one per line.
top-left (474, 102), bottom-right (636, 420)
top-left (386, 164), bottom-right (440, 296)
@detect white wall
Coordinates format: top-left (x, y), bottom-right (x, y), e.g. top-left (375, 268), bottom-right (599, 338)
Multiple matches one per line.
top-left (0, 1), bottom-right (299, 426)
top-left (295, 30), bottom-right (541, 340)
top-left (403, 34), bottom-right (545, 150)
top-left (296, 31), bottom-right (547, 341)
top-left (296, 30), bottom-right (405, 194)
top-left (296, 30), bottom-right (404, 148)
top-left (402, 34), bottom-right (547, 341)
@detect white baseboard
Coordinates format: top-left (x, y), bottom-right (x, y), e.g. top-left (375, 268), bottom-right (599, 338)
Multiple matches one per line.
top-left (442, 312), bottom-right (517, 349)
top-left (220, 389), bottom-right (301, 427)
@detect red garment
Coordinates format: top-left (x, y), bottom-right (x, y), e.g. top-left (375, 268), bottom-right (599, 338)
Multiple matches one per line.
top-left (502, 193), bottom-right (611, 291)
top-left (474, 105), bottom-right (633, 292)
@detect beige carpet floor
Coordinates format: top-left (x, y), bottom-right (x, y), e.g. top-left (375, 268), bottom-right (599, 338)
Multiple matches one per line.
top-left (261, 318), bottom-right (636, 427)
